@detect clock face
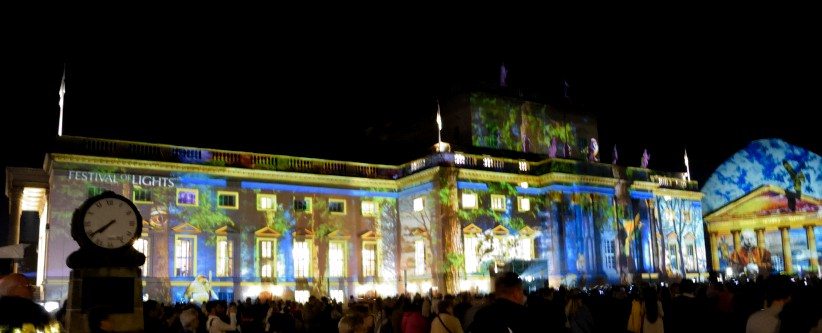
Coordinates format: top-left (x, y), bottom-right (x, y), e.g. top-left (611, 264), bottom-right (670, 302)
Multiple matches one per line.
top-left (82, 196), bottom-right (140, 249)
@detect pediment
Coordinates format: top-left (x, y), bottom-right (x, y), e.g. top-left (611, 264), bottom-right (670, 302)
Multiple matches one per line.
top-left (518, 226), bottom-right (536, 237)
top-left (492, 224), bottom-right (510, 236)
top-left (215, 225), bottom-right (239, 235)
top-left (171, 222), bottom-right (201, 234)
top-left (705, 184), bottom-right (820, 222)
top-left (462, 223), bottom-right (482, 235)
top-left (292, 228), bottom-right (315, 238)
top-left (361, 230), bottom-right (379, 240)
top-left (254, 226), bottom-right (282, 238)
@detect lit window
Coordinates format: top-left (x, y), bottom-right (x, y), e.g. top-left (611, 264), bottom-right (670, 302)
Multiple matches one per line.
top-left (295, 290), bottom-right (310, 304)
top-left (328, 199), bottom-right (346, 214)
top-left (464, 235), bottom-right (479, 274)
top-left (328, 241), bottom-right (345, 277)
top-left (414, 240), bottom-right (425, 275)
top-left (517, 238), bottom-right (533, 260)
top-left (491, 195), bottom-right (506, 211)
top-left (362, 243), bottom-right (377, 277)
top-left (257, 194), bottom-right (277, 211)
top-left (294, 198), bottom-right (312, 213)
top-left (216, 236), bottom-right (234, 277)
top-left (217, 191), bottom-right (239, 209)
top-left (133, 189), bottom-right (152, 204)
top-left (603, 240), bottom-right (616, 270)
top-left (259, 239), bottom-right (276, 279)
top-left (361, 201), bottom-right (377, 216)
top-left (413, 197), bottom-right (424, 212)
top-left (175, 236), bottom-right (195, 277)
top-left (176, 189), bottom-right (198, 206)
top-left (517, 197), bottom-right (530, 212)
top-left (133, 237), bottom-right (149, 276)
top-left (330, 290), bottom-right (345, 303)
top-left (518, 160), bottom-right (528, 172)
top-left (294, 241), bottom-right (310, 278)
top-left (462, 193), bottom-right (478, 209)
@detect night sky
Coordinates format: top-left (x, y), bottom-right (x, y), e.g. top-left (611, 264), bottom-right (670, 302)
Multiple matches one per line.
top-left (2, 18), bottom-right (819, 234)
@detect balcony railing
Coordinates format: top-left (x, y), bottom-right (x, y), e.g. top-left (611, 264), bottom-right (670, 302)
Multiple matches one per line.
top-left (54, 136), bottom-right (698, 190)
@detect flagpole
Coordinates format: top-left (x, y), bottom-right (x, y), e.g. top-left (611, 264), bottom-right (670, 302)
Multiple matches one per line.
top-left (436, 100), bottom-right (442, 144)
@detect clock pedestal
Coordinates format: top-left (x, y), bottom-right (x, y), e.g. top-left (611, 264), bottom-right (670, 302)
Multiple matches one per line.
top-left (65, 247), bottom-right (146, 332)
top-left (66, 266), bottom-right (144, 333)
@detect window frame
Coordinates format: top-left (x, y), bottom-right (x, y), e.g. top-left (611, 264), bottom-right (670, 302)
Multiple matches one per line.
top-left (176, 188), bottom-right (199, 207)
top-left (174, 234), bottom-right (197, 277)
top-left (217, 191), bottom-right (239, 210)
top-left (257, 194), bottom-right (277, 211)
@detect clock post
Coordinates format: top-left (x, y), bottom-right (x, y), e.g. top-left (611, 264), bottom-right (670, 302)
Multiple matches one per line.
top-left (65, 191), bottom-right (147, 333)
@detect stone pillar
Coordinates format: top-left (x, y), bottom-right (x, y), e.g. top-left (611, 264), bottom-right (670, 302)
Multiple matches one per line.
top-left (805, 225), bottom-right (818, 269)
top-left (780, 227), bottom-right (793, 274)
top-left (709, 232), bottom-right (720, 271)
top-left (755, 229), bottom-right (766, 251)
top-left (7, 187), bottom-right (23, 273)
top-left (732, 230), bottom-right (741, 251)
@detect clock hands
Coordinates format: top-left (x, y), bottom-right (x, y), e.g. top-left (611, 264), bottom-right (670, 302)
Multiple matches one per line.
top-left (89, 219), bottom-right (117, 238)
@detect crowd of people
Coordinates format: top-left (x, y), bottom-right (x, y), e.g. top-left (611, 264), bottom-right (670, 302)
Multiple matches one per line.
top-left (2, 272), bottom-right (822, 332)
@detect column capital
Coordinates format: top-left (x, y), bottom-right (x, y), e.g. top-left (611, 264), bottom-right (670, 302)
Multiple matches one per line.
top-left (804, 225), bottom-right (817, 230)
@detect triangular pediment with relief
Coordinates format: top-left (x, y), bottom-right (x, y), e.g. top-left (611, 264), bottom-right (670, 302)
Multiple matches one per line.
top-left (171, 222), bottom-right (201, 234)
top-left (215, 225), bottom-right (239, 235)
top-left (463, 223), bottom-right (482, 235)
top-left (518, 226), bottom-right (537, 238)
top-left (361, 230), bottom-right (379, 240)
top-left (292, 228), bottom-right (315, 238)
top-left (705, 184), bottom-right (820, 222)
top-left (492, 224), bottom-right (510, 235)
top-left (254, 226), bottom-right (282, 238)
top-left (327, 229), bottom-right (349, 239)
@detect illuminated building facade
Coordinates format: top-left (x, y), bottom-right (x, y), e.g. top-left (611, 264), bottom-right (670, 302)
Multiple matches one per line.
top-left (7, 93), bottom-right (706, 303)
top-left (703, 139), bottom-right (821, 277)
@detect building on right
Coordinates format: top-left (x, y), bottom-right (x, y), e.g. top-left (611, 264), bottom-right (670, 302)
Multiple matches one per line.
top-left (703, 139), bottom-right (821, 277)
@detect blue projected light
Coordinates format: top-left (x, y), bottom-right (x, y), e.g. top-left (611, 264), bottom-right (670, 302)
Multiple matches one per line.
top-left (242, 181), bottom-right (398, 198)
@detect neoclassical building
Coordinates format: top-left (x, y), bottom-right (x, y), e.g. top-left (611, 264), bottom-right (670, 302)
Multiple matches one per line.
top-left (703, 139), bottom-right (821, 276)
top-left (6, 93), bottom-right (706, 304)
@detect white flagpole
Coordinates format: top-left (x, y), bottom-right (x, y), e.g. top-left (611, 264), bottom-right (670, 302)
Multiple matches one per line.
top-left (58, 63), bottom-right (66, 136)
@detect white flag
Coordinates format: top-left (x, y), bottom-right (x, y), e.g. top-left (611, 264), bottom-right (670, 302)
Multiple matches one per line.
top-left (58, 64), bottom-right (66, 136)
top-left (436, 104), bottom-right (442, 131)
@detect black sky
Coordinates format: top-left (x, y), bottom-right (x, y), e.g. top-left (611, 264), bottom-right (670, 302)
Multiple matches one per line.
top-left (2, 17), bottom-right (820, 232)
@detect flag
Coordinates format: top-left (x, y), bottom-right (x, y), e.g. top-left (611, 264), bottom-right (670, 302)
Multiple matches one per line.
top-left (613, 145), bottom-right (618, 164)
top-left (563, 80), bottom-right (570, 99)
top-left (500, 63), bottom-right (508, 87)
top-left (436, 103), bottom-right (442, 131)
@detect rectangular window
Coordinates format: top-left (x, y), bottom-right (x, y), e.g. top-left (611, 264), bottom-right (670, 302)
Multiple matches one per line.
top-left (175, 236), bottom-right (195, 277)
top-left (361, 201), bottom-right (377, 216)
top-left (328, 199), bottom-right (346, 214)
top-left (133, 237), bottom-right (149, 276)
top-left (259, 239), bottom-right (276, 279)
top-left (257, 194), bottom-right (277, 211)
top-left (491, 195), bottom-right (506, 211)
top-left (294, 241), bottom-right (310, 278)
top-left (216, 236), bottom-right (234, 277)
top-left (414, 240), bottom-right (425, 275)
top-left (668, 243), bottom-right (679, 270)
top-left (295, 290), bottom-right (310, 304)
top-left (362, 243), bottom-right (377, 278)
top-left (133, 189), bottom-right (152, 204)
top-left (88, 186), bottom-right (105, 198)
top-left (217, 191), bottom-right (239, 209)
top-left (686, 244), bottom-right (696, 271)
top-left (176, 188), bottom-right (199, 206)
top-left (328, 241), bottom-right (345, 277)
top-left (294, 198), bottom-right (312, 213)
top-left (413, 197), bottom-right (424, 212)
top-left (462, 193), bottom-right (478, 209)
top-left (603, 240), bottom-right (616, 270)
top-left (517, 238), bottom-right (533, 260)
top-left (517, 197), bottom-right (530, 212)
top-left (464, 236), bottom-right (479, 274)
